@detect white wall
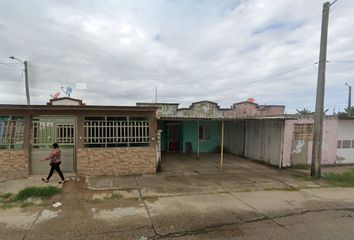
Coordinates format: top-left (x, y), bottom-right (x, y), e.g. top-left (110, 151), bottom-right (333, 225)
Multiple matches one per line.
top-left (337, 119), bottom-right (354, 164)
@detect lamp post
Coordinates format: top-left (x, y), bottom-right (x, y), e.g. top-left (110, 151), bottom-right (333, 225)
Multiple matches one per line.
top-left (9, 56), bottom-right (30, 105)
top-left (345, 83), bottom-right (351, 117)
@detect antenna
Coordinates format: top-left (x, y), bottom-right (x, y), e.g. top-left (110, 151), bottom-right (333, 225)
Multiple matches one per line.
top-left (155, 86), bottom-right (158, 103)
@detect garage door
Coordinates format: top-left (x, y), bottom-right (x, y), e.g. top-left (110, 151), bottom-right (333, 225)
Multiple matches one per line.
top-left (30, 116), bottom-right (75, 175)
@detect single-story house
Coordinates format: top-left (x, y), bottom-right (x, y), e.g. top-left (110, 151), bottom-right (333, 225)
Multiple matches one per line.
top-left (0, 97), bottom-right (158, 179)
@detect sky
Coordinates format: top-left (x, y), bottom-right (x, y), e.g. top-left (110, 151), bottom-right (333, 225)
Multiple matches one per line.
top-left (0, 0), bottom-right (353, 113)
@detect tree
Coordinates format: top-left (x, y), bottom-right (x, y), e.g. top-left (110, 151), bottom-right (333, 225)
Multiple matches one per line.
top-left (296, 108), bottom-right (314, 115)
top-left (338, 107), bottom-right (354, 117)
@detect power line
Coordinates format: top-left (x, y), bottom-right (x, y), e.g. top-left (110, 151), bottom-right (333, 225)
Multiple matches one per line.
top-left (328, 60), bottom-right (354, 63)
top-left (0, 62), bottom-right (21, 66)
top-left (243, 63), bottom-right (313, 86)
top-left (330, 0), bottom-right (339, 6)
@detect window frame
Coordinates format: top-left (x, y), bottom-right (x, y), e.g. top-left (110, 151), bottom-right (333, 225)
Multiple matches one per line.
top-left (199, 125), bottom-right (211, 141)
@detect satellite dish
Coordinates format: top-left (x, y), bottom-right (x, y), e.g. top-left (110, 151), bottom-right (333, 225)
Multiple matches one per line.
top-left (61, 86), bottom-right (73, 97)
top-left (66, 87), bottom-right (72, 97)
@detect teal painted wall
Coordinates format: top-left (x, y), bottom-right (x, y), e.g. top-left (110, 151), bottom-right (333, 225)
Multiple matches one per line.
top-left (158, 121), bottom-right (167, 151)
top-left (182, 121), bottom-right (221, 153)
top-left (159, 120), bottom-right (221, 153)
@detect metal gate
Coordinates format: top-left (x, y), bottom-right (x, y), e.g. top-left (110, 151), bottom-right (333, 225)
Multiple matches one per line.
top-left (30, 116), bottom-right (76, 175)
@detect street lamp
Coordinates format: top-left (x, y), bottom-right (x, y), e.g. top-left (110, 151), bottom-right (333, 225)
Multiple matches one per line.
top-left (345, 83), bottom-right (351, 117)
top-left (9, 56), bottom-right (30, 105)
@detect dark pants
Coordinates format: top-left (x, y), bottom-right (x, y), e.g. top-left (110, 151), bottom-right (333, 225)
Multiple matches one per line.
top-left (47, 162), bottom-right (65, 181)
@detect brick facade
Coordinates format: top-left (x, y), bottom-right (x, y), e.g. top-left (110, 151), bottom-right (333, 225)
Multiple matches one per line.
top-left (77, 146), bottom-right (156, 176)
top-left (0, 150), bottom-right (28, 179)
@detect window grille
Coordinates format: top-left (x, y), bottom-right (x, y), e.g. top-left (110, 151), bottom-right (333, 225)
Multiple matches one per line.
top-left (84, 116), bottom-right (149, 147)
top-left (293, 124), bottom-right (313, 141)
top-left (0, 117), bottom-right (24, 149)
top-left (31, 117), bottom-right (75, 145)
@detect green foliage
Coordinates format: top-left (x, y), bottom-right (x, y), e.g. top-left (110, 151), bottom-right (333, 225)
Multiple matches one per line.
top-left (111, 192), bottom-right (123, 199)
top-left (338, 107), bottom-right (354, 117)
top-left (291, 163), bottom-right (310, 170)
top-left (90, 199), bottom-right (103, 204)
top-left (14, 186), bottom-right (61, 201)
top-left (324, 171), bottom-right (354, 187)
top-left (292, 173), bottom-right (314, 181)
top-left (296, 108), bottom-right (314, 115)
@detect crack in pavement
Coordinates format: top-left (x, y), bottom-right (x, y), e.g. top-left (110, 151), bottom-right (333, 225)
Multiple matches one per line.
top-left (21, 208), bottom-right (43, 240)
top-left (134, 176), bottom-right (159, 238)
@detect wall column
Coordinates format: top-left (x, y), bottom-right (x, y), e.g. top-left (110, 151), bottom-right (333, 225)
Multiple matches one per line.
top-left (197, 120), bottom-right (200, 160)
top-left (220, 120), bottom-right (224, 169)
top-left (76, 114), bottom-right (84, 149)
top-left (23, 114), bottom-right (31, 175)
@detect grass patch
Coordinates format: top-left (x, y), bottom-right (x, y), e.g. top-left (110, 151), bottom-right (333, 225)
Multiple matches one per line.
top-left (0, 203), bottom-right (15, 209)
top-left (90, 199), bottom-right (103, 204)
top-left (111, 192), bottom-right (123, 199)
top-left (14, 186), bottom-right (61, 201)
top-left (1, 192), bottom-right (13, 199)
top-left (324, 171), bottom-right (354, 187)
top-left (293, 173), bottom-right (314, 181)
top-left (291, 164), bottom-right (310, 170)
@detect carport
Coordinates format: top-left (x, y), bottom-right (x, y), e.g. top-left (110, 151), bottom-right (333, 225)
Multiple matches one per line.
top-left (138, 100), bottom-right (292, 172)
top-left (158, 117), bottom-right (291, 172)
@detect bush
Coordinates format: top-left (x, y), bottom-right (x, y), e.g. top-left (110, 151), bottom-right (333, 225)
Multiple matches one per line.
top-left (14, 186), bottom-right (61, 201)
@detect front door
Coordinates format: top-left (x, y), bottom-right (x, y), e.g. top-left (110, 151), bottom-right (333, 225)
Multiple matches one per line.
top-left (167, 124), bottom-right (180, 152)
top-left (30, 116), bottom-right (75, 174)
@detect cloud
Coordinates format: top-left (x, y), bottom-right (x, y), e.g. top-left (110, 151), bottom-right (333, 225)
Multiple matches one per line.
top-left (0, 0), bottom-right (353, 113)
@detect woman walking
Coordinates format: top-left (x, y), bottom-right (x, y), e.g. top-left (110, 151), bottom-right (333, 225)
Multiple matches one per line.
top-left (41, 143), bottom-right (66, 184)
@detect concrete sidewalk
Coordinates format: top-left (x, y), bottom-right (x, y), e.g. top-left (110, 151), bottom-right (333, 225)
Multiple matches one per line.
top-left (1, 181), bottom-right (354, 240)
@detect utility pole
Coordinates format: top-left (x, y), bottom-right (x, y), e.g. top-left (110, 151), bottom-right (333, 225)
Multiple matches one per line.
top-left (24, 61), bottom-right (30, 105)
top-left (311, 2), bottom-right (330, 178)
top-left (345, 83), bottom-right (351, 116)
top-left (9, 56), bottom-right (30, 105)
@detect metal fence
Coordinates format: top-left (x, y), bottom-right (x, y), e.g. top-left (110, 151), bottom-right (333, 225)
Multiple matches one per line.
top-left (0, 119), bottom-right (24, 149)
top-left (31, 119), bottom-right (75, 145)
top-left (84, 116), bottom-right (150, 147)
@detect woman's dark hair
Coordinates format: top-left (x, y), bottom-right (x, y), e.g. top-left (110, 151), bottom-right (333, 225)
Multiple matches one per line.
top-left (52, 143), bottom-right (59, 148)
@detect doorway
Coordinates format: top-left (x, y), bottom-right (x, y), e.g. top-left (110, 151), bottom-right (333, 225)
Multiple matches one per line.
top-left (167, 123), bottom-right (180, 152)
top-left (30, 116), bottom-right (76, 174)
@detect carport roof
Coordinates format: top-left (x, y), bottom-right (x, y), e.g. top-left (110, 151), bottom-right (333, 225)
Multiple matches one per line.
top-left (160, 114), bottom-right (298, 121)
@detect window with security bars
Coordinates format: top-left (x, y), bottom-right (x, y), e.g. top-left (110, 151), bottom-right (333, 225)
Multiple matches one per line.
top-left (84, 116), bottom-right (150, 147)
top-left (293, 124), bottom-right (313, 141)
top-left (0, 117), bottom-right (24, 149)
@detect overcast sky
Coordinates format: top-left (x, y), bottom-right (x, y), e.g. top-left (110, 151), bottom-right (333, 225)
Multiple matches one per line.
top-left (0, 0), bottom-right (353, 113)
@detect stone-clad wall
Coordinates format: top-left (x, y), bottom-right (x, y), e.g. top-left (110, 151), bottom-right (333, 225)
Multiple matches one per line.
top-left (77, 147), bottom-right (156, 176)
top-left (0, 150), bottom-right (28, 179)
